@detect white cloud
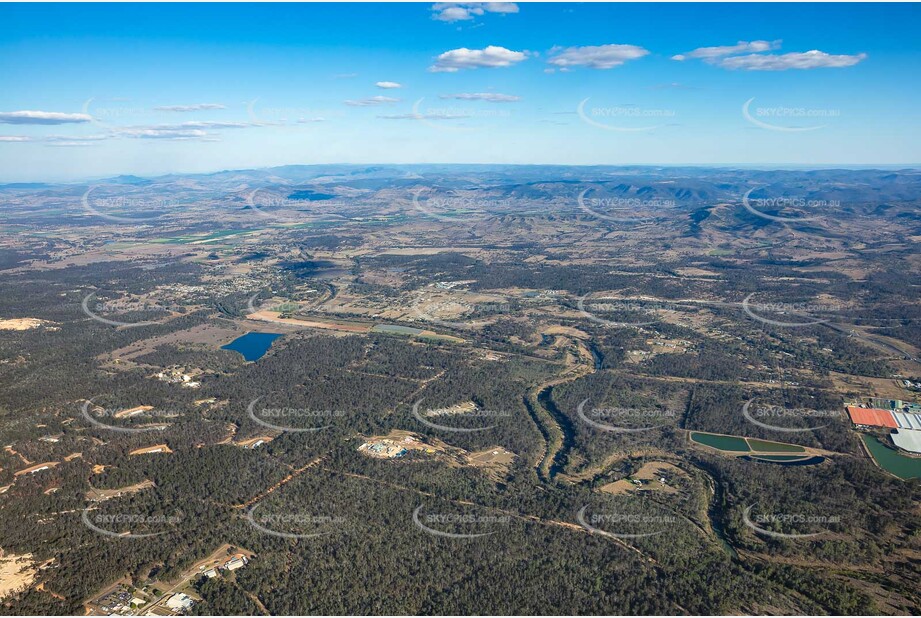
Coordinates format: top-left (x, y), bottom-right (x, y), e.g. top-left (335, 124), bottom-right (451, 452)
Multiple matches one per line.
top-left (167, 121), bottom-right (250, 129)
top-left (670, 41), bottom-right (865, 71)
top-left (672, 40), bottom-right (781, 62)
top-left (0, 111), bottom-right (92, 125)
top-left (439, 92), bottom-right (520, 102)
top-left (431, 2), bottom-right (518, 23)
top-left (546, 44), bottom-right (649, 69)
top-left (436, 6), bottom-right (478, 21)
top-left (46, 141), bottom-right (102, 147)
top-left (0, 134), bottom-right (109, 145)
top-left (650, 82), bottom-right (696, 90)
top-left (114, 121), bottom-right (250, 140)
top-left (429, 46), bottom-right (528, 72)
top-left (45, 134), bottom-right (108, 142)
top-left (376, 81), bottom-right (403, 89)
top-left (378, 112), bottom-right (470, 120)
top-left (344, 96), bottom-right (401, 107)
top-left (297, 117), bottom-right (326, 123)
top-left (119, 128), bottom-right (209, 139)
top-left (483, 2), bottom-right (518, 13)
top-left (718, 50), bottom-right (867, 70)
top-left (154, 103), bottom-right (226, 112)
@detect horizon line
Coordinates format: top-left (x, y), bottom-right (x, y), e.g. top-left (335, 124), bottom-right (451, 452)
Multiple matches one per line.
top-left (5, 162), bottom-right (921, 185)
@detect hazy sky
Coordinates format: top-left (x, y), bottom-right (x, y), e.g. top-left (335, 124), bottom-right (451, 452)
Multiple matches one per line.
top-left (1, 2), bottom-right (919, 181)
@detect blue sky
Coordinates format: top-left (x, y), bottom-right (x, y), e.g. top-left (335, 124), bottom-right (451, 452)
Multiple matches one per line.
top-left (1, 2), bottom-right (919, 181)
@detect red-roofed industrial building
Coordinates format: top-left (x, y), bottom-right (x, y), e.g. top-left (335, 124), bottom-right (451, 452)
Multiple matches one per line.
top-left (846, 406), bottom-right (897, 429)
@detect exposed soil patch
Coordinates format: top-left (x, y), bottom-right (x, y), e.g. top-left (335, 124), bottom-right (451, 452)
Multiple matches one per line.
top-left (129, 444), bottom-right (173, 456)
top-left (0, 551), bottom-right (38, 600)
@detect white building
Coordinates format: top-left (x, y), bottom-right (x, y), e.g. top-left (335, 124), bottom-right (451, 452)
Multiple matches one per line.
top-left (891, 412), bottom-right (921, 454)
top-left (224, 557), bottom-right (246, 571)
top-left (891, 429), bottom-right (921, 454)
top-left (165, 593), bottom-right (194, 612)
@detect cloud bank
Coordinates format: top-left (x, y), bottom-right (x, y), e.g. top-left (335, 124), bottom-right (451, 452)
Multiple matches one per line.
top-left (547, 44), bottom-right (649, 69)
top-left (430, 46), bottom-right (528, 72)
top-left (431, 2), bottom-right (518, 23)
top-left (0, 111), bottom-right (92, 125)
